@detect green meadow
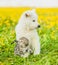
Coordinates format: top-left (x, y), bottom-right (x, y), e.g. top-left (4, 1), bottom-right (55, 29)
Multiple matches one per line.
top-left (0, 8), bottom-right (58, 65)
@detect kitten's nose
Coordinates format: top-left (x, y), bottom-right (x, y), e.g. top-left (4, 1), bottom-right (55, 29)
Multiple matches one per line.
top-left (26, 49), bottom-right (28, 52)
top-left (38, 25), bottom-right (40, 28)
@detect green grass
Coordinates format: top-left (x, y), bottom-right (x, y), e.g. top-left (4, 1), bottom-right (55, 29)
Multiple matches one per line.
top-left (0, 19), bottom-right (58, 65)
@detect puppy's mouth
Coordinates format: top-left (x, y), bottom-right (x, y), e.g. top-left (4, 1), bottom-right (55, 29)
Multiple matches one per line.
top-left (35, 25), bottom-right (40, 29)
top-left (29, 25), bottom-right (41, 30)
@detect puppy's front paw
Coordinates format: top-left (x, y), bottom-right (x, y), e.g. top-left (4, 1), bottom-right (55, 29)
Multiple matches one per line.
top-left (34, 50), bottom-right (40, 55)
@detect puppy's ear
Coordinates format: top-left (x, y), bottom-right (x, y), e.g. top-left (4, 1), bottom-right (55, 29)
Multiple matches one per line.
top-left (25, 13), bottom-right (30, 17)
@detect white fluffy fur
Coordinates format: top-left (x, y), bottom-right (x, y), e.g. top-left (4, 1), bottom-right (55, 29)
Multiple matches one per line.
top-left (15, 9), bottom-right (40, 56)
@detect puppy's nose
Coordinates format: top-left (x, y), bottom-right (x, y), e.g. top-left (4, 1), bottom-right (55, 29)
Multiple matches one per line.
top-left (38, 25), bottom-right (40, 28)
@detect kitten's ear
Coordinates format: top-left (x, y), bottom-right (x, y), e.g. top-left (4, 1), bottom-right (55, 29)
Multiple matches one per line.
top-left (25, 13), bottom-right (30, 17)
top-left (11, 40), bottom-right (18, 44)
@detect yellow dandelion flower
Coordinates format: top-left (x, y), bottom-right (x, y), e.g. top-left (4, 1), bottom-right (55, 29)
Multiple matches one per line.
top-left (6, 23), bottom-right (10, 26)
top-left (12, 30), bottom-right (15, 34)
top-left (5, 48), bottom-right (9, 51)
top-left (0, 62), bottom-right (4, 65)
top-left (11, 30), bottom-right (15, 36)
top-left (50, 21), bottom-right (56, 26)
top-left (56, 27), bottom-right (58, 30)
top-left (0, 22), bottom-right (2, 26)
top-left (46, 21), bottom-right (56, 29)
top-left (4, 20), bottom-right (9, 24)
top-left (0, 38), bottom-right (5, 46)
top-left (0, 19), bottom-right (3, 26)
top-left (0, 42), bottom-right (5, 46)
top-left (50, 31), bottom-right (55, 39)
top-left (39, 30), bottom-right (42, 33)
top-left (51, 35), bottom-right (55, 39)
top-left (4, 20), bottom-right (10, 26)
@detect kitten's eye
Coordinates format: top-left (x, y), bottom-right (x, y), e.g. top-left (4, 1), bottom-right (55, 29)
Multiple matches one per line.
top-left (25, 43), bottom-right (28, 46)
top-left (33, 20), bottom-right (35, 22)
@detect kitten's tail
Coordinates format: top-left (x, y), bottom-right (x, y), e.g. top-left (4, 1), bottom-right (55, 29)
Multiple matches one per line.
top-left (11, 40), bottom-right (18, 44)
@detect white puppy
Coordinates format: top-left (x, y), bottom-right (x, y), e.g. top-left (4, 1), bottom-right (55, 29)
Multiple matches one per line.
top-left (15, 9), bottom-right (40, 57)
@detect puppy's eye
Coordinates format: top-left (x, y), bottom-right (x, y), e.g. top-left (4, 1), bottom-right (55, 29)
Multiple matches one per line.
top-left (33, 20), bottom-right (35, 22)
